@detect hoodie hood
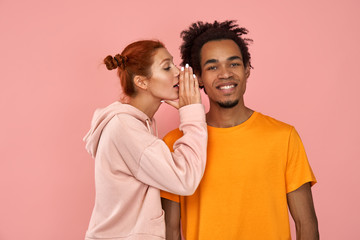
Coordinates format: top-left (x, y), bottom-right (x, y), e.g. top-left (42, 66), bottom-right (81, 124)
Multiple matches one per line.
top-left (83, 101), bottom-right (155, 158)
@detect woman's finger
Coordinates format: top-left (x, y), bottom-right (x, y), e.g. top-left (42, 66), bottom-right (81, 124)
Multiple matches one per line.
top-left (193, 74), bottom-right (201, 103)
top-left (193, 74), bottom-right (199, 89)
top-left (193, 74), bottom-right (199, 93)
top-left (188, 66), bottom-right (194, 93)
top-left (179, 66), bottom-right (185, 99)
top-left (184, 64), bottom-right (190, 96)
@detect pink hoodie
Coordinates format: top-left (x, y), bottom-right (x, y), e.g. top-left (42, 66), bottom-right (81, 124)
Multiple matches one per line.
top-left (83, 101), bottom-right (207, 240)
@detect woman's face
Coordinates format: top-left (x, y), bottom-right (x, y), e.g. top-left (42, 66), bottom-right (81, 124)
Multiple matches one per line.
top-left (146, 48), bottom-right (180, 101)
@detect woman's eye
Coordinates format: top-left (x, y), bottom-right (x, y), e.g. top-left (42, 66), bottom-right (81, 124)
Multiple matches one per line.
top-left (164, 66), bottom-right (171, 71)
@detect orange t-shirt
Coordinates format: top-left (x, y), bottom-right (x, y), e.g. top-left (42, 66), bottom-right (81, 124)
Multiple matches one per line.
top-left (161, 112), bottom-right (316, 240)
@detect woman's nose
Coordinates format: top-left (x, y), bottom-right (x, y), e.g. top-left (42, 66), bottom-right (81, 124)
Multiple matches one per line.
top-left (174, 66), bottom-right (180, 76)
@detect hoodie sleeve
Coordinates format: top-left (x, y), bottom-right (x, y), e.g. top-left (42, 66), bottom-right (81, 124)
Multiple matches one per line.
top-left (137, 104), bottom-right (207, 195)
top-left (106, 103), bottom-right (207, 196)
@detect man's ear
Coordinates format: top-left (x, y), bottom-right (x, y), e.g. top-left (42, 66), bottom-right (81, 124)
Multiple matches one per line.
top-left (245, 65), bottom-right (251, 79)
top-left (134, 75), bottom-right (148, 90)
top-left (196, 72), bottom-right (204, 87)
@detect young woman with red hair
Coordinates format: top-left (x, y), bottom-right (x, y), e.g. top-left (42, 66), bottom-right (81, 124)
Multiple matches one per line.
top-left (83, 40), bottom-right (207, 240)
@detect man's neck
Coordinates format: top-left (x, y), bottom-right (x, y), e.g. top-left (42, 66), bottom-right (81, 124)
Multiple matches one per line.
top-left (206, 101), bottom-right (254, 128)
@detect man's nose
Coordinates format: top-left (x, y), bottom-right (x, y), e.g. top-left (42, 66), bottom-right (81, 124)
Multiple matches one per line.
top-left (218, 66), bottom-right (233, 79)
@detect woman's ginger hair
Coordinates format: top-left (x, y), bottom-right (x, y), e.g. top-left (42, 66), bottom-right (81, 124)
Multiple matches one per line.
top-left (104, 40), bottom-right (165, 97)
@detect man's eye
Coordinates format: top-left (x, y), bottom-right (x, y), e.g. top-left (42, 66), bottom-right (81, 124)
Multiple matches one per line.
top-left (230, 63), bottom-right (241, 67)
top-left (207, 66), bottom-right (217, 71)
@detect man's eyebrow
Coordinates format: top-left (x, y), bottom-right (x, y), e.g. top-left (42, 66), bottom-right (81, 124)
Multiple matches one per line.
top-left (203, 56), bottom-right (242, 67)
top-left (228, 56), bottom-right (242, 61)
top-left (203, 59), bottom-right (218, 66)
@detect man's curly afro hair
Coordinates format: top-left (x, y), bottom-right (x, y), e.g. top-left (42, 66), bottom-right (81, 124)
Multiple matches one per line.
top-left (180, 20), bottom-right (252, 76)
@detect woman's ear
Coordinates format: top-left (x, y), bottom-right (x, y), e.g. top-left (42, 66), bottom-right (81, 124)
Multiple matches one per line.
top-left (134, 75), bottom-right (148, 90)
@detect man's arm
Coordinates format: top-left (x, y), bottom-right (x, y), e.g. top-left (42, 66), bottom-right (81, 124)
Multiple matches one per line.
top-left (287, 182), bottom-right (319, 240)
top-left (161, 198), bottom-right (181, 240)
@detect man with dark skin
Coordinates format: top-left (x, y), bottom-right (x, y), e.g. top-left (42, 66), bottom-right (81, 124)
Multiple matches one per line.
top-left (161, 20), bottom-right (319, 240)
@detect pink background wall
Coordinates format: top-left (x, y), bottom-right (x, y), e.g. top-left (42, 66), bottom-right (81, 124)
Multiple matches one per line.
top-left (1, 0), bottom-right (359, 239)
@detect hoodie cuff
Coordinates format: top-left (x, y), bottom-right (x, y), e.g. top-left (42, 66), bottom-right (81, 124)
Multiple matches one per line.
top-left (179, 103), bottom-right (206, 124)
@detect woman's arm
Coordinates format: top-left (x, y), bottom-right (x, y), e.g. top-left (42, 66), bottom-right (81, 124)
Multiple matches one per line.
top-left (135, 103), bottom-right (207, 195)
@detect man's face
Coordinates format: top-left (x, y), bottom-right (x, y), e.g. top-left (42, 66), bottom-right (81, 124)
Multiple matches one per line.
top-left (198, 39), bottom-right (250, 108)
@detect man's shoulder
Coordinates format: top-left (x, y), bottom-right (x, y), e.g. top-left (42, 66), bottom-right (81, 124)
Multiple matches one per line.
top-left (163, 128), bottom-right (183, 145)
top-left (255, 112), bottom-right (294, 132)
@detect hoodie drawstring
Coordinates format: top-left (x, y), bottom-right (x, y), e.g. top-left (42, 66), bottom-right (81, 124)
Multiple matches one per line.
top-left (145, 119), bottom-right (152, 134)
top-left (153, 118), bottom-right (158, 137)
top-left (145, 118), bottom-right (158, 137)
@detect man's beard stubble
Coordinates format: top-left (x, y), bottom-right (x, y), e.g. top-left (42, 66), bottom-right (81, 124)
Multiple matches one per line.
top-left (202, 86), bottom-right (240, 109)
top-left (217, 100), bottom-right (239, 108)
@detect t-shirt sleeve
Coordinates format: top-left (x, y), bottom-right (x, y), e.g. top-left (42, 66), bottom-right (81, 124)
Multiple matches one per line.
top-left (159, 129), bottom-right (184, 203)
top-left (285, 127), bottom-right (317, 193)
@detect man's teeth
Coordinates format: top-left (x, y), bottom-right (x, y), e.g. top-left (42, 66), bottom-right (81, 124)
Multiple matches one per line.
top-left (219, 85), bottom-right (235, 90)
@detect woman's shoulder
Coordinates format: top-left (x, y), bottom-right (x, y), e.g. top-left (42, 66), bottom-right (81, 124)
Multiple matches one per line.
top-left (107, 113), bottom-right (148, 132)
